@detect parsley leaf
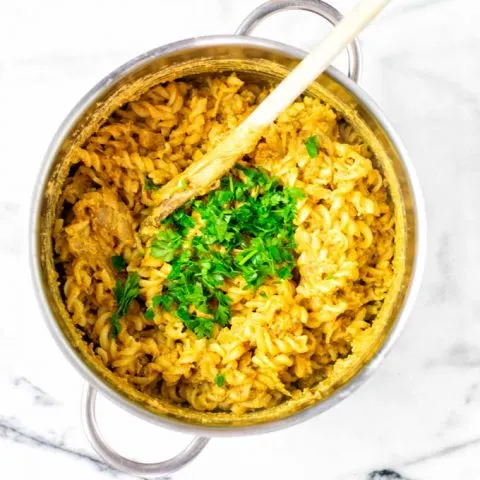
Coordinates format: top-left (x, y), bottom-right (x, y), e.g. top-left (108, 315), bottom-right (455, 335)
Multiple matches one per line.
top-left (145, 177), bottom-right (160, 191)
top-left (111, 312), bottom-right (121, 337)
top-left (278, 265), bottom-right (292, 279)
top-left (111, 255), bottom-right (127, 272)
top-left (305, 135), bottom-right (319, 158)
top-left (193, 319), bottom-right (214, 338)
top-left (170, 209), bottom-right (195, 236)
top-left (153, 294), bottom-right (173, 310)
top-left (214, 373), bottom-right (225, 387)
top-left (151, 229), bottom-right (183, 261)
top-left (214, 291), bottom-right (231, 327)
top-left (176, 305), bottom-right (214, 338)
top-left (110, 272), bottom-right (140, 337)
top-left (114, 272), bottom-right (140, 317)
top-left (144, 308), bottom-right (155, 321)
top-left (285, 186), bottom-right (306, 200)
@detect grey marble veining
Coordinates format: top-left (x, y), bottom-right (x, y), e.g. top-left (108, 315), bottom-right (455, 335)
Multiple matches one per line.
top-left (11, 377), bottom-right (59, 407)
top-left (2, 0), bottom-right (480, 478)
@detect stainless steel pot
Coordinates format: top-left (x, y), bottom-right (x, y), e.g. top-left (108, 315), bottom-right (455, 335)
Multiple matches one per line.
top-left (30, 0), bottom-right (426, 476)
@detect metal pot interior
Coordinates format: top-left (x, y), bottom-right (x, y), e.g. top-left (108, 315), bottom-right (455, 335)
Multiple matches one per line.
top-left (33, 37), bottom-right (418, 433)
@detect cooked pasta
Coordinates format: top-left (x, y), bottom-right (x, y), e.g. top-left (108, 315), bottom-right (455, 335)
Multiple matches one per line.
top-left (53, 73), bottom-right (395, 415)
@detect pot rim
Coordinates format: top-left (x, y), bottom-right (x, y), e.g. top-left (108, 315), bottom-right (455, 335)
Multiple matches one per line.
top-left (30, 34), bottom-right (427, 437)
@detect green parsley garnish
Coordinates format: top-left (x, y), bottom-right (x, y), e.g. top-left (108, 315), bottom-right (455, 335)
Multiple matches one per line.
top-left (110, 313), bottom-right (121, 338)
top-left (326, 275), bottom-right (334, 280)
top-left (110, 272), bottom-right (140, 337)
top-left (305, 135), bottom-right (319, 158)
top-left (150, 230), bottom-right (183, 262)
top-left (111, 255), bottom-right (127, 272)
top-left (170, 209), bottom-right (195, 236)
top-left (215, 373), bottom-right (225, 387)
top-left (144, 308), bottom-right (155, 321)
top-left (150, 167), bottom-right (303, 338)
top-left (152, 294), bottom-right (173, 310)
top-left (145, 178), bottom-right (160, 191)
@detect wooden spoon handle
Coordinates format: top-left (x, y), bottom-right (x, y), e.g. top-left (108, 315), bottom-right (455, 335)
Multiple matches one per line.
top-left (243, 0), bottom-right (391, 130)
top-left (145, 0), bottom-right (391, 228)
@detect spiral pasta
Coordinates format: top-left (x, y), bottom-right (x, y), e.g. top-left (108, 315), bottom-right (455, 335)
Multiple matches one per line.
top-left (53, 74), bottom-right (395, 414)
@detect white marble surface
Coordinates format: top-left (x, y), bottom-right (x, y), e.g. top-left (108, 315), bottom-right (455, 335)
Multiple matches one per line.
top-left (1, 0), bottom-right (479, 478)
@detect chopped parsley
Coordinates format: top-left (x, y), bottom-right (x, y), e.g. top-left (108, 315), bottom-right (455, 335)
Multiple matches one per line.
top-left (304, 135), bottom-right (319, 158)
top-left (149, 167), bottom-right (304, 338)
top-left (169, 209), bottom-right (195, 236)
top-left (151, 230), bottom-right (183, 262)
top-left (111, 255), bottom-right (127, 272)
top-left (144, 308), bottom-right (155, 321)
top-left (145, 178), bottom-right (160, 191)
top-left (110, 272), bottom-right (140, 337)
top-left (214, 373), bottom-right (225, 387)
top-left (111, 313), bottom-right (121, 338)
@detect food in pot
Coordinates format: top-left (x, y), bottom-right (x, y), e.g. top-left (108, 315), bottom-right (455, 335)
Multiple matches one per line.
top-left (53, 74), bottom-right (395, 414)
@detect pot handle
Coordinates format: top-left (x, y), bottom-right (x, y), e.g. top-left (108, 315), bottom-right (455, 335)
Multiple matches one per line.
top-left (81, 384), bottom-right (209, 478)
top-left (235, 0), bottom-right (361, 83)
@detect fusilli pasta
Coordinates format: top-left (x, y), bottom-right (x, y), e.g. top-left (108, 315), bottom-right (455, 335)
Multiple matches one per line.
top-left (53, 74), bottom-right (395, 415)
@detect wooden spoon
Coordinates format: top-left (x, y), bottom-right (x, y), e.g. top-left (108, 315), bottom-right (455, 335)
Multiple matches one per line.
top-left (145, 0), bottom-right (391, 228)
